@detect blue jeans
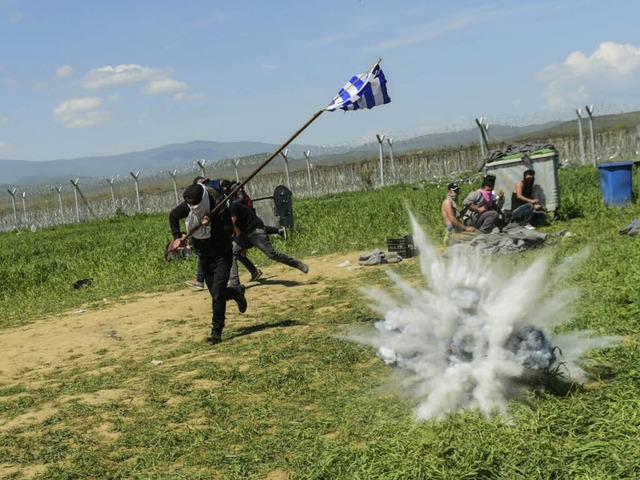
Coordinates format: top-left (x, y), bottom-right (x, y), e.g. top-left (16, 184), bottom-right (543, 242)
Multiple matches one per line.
top-left (229, 228), bottom-right (303, 286)
top-left (512, 203), bottom-right (546, 226)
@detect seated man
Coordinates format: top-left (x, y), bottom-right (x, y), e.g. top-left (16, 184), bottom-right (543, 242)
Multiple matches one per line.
top-left (441, 182), bottom-right (478, 245)
top-left (462, 178), bottom-right (503, 233)
top-left (511, 169), bottom-right (547, 230)
top-left (483, 174), bottom-right (505, 209)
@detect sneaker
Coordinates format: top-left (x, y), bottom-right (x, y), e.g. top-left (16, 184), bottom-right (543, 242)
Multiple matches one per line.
top-left (206, 328), bottom-right (223, 344)
top-left (185, 279), bottom-right (205, 290)
top-left (298, 262), bottom-right (309, 274)
top-left (278, 227), bottom-right (288, 241)
top-left (235, 286), bottom-right (248, 313)
top-left (524, 224), bottom-right (536, 230)
top-left (250, 269), bottom-right (263, 282)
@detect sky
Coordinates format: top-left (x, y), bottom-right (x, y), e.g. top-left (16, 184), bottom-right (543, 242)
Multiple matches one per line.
top-left (2, 0), bottom-right (640, 162)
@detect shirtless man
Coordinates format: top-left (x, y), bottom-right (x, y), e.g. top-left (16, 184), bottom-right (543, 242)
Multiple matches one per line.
top-left (441, 182), bottom-right (478, 245)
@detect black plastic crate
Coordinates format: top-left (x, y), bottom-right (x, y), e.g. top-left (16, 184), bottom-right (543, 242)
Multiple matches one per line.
top-left (387, 235), bottom-right (417, 258)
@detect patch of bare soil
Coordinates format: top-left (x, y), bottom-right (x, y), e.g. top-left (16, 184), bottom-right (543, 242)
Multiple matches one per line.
top-left (0, 252), bottom-right (403, 385)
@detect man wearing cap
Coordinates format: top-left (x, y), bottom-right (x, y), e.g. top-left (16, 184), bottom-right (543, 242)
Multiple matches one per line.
top-left (462, 178), bottom-right (503, 233)
top-left (442, 183), bottom-right (478, 245)
top-left (169, 183), bottom-right (248, 345)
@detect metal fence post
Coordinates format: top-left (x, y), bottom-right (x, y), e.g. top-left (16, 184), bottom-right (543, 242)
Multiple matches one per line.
top-left (21, 191), bottom-right (27, 223)
top-left (197, 159), bottom-right (206, 178)
top-left (55, 186), bottom-right (65, 223)
top-left (130, 171), bottom-right (141, 212)
top-left (168, 170), bottom-right (179, 205)
top-left (387, 137), bottom-right (396, 182)
top-left (233, 159), bottom-right (241, 182)
top-left (576, 108), bottom-right (586, 165)
top-left (70, 178), bottom-right (81, 223)
top-left (376, 134), bottom-right (385, 186)
top-left (107, 178), bottom-right (117, 212)
top-left (280, 149), bottom-right (291, 190)
top-left (585, 105), bottom-right (597, 165)
top-left (7, 188), bottom-right (18, 229)
top-left (303, 150), bottom-right (313, 195)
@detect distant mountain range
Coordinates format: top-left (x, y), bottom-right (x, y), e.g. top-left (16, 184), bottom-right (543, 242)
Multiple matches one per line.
top-left (3, 112), bottom-right (637, 187)
top-left (0, 141), bottom-right (316, 186)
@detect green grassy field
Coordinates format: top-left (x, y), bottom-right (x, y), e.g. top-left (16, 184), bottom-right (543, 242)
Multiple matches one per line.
top-left (1, 166), bottom-right (640, 479)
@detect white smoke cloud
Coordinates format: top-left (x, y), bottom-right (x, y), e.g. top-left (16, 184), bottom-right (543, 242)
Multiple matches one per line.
top-left (348, 212), bottom-right (618, 421)
top-left (52, 96), bottom-right (106, 128)
top-left (538, 41), bottom-right (640, 109)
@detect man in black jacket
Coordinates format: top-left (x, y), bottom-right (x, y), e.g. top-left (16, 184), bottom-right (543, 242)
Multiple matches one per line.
top-left (169, 183), bottom-right (247, 344)
top-left (229, 200), bottom-right (308, 288)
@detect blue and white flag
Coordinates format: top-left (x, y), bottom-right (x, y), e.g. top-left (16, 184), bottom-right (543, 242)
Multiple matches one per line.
top-left (326, 62), bottom-right (391, 112)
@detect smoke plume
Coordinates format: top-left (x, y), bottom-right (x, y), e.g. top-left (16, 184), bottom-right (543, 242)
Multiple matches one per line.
top-left (352, 212), bottom-right (617, 420)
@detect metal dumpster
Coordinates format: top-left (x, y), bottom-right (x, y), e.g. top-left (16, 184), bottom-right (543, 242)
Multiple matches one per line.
top-left (483, 149), bottom-right (561, 213)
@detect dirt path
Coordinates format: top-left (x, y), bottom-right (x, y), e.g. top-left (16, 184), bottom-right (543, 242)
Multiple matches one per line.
top-left (0, 252), bottom-right (400, 385)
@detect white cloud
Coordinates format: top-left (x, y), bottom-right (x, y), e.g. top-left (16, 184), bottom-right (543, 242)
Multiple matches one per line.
top-left (82, 64), bottom-right (167, 90)
top-left (142, 78), bottom-right (189, 96)
top-left (365, 3), bottom-right (534, 52)
top-left (55, 64), bottom-right (74, 79)
top-left (81, 63), bottom-right (198, 101)
top-left (538, 42), bottom-right (640, 109)
top-left (0, 115), bottom-right (8, 125)
top-left (173, 91), bottom-right (205, 101)
top-left (368, 14), bottom-right (473, 51)
top-left (3, 76), bottom-right (18, 87)
top-left (53, 96), bottom-right (106, 128)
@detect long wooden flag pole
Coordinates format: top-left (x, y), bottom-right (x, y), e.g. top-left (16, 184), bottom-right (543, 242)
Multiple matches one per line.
top-left (182, 58), bottom-right (385, 240)
top-left (179, 108), bottom-right (325, 241)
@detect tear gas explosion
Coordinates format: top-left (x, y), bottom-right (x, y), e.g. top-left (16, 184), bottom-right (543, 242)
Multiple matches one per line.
top-left (352, 213), bottom-right (617, 420)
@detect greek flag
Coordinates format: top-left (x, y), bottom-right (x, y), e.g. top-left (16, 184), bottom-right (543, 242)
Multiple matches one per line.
top-left (326, 62), bottom-right (391, 111)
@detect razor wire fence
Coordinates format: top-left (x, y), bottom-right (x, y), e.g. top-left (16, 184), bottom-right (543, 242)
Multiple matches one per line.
top-left (0, 148), bottom-right (482, 232)
top-left (2, 127), bottom-right (639, 232)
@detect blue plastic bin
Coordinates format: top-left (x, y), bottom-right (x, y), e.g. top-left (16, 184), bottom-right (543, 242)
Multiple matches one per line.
top-left (597, 161), bottom-right (633, 206)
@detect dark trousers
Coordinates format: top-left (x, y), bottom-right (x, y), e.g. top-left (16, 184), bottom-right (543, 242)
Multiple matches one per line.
top-left (196, 253), bottom-right (204, 283)
top-left (229, 228), bottom-right (302, 286)
top-left (512, 203), bottom-right (547, 226)
top-left (201, 252), bottom-right (239, 331)
top-left (474, 210), bottom-right (500, 233)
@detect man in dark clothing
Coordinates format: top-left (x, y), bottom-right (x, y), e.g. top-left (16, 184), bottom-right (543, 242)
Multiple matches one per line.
top-left (229, 200), bottom-right (308, 288)
top-left (221, 179), bottom-right (287, 239)
top-left (511, 169), bottom-right (547, 229)
top-left (220, 179), bottom-right (285, 283)
top-left (169, 183), bottom-right (247, 344)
